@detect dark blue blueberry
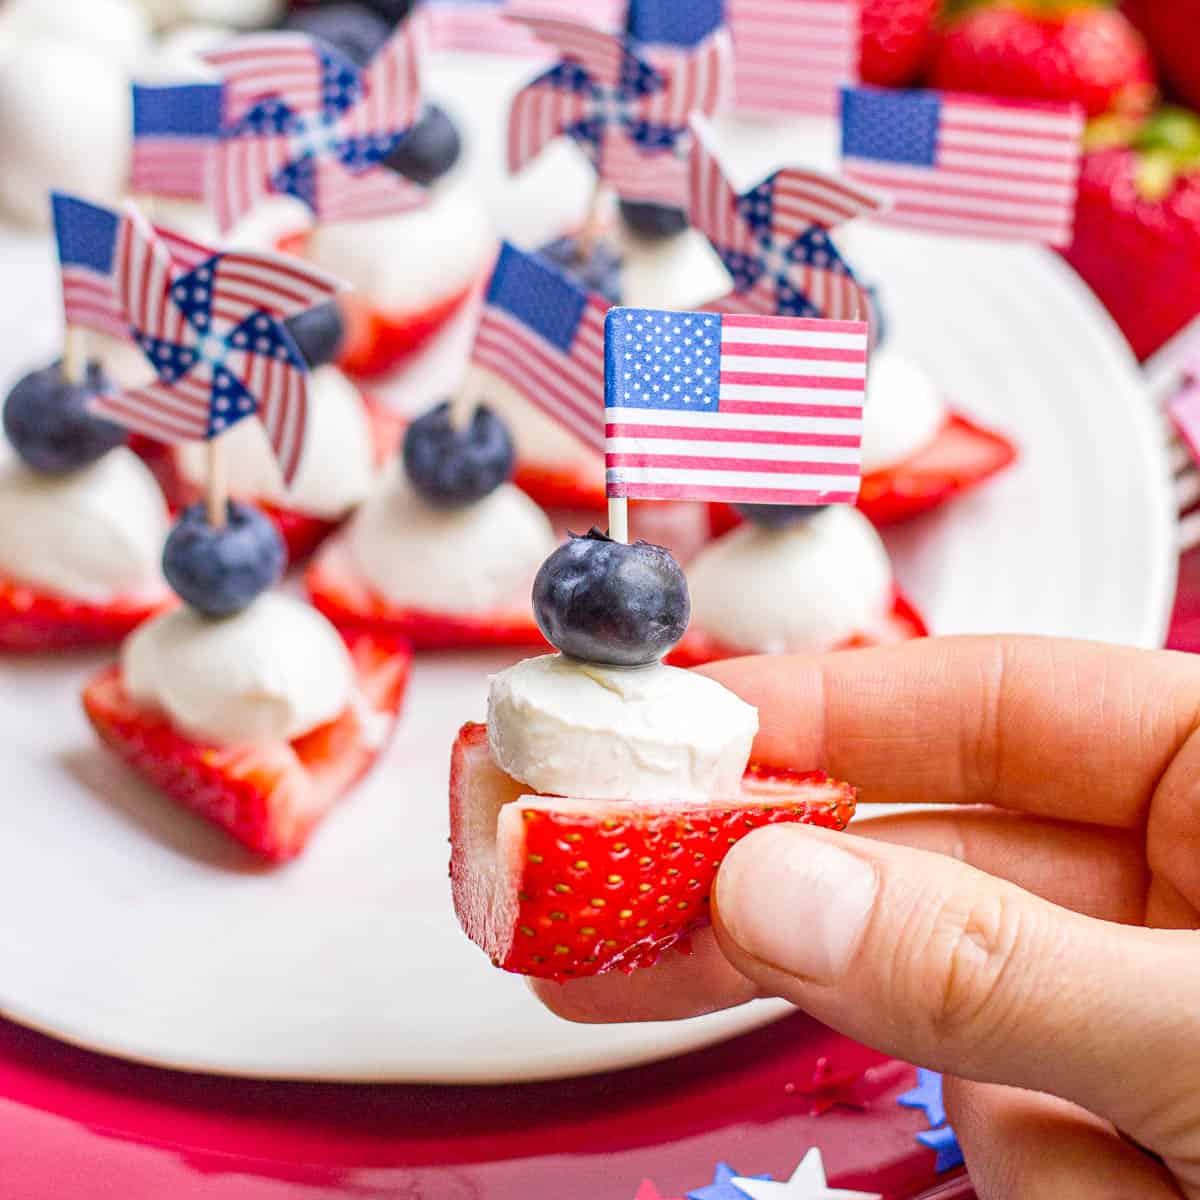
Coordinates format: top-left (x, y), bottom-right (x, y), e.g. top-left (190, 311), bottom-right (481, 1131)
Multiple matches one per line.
top-left (734, 503), bottom-right (831, 530)
top-left (385, 104), bottom-right (462, 186)
top-left (3, 360), bottom-right (125, 474)
top-left (162, 502), bottom-right (286, 618)
top-left (532, 529), bottom-right (690, 667)
top-left (619, 199), bottom-right (689, 240)
top-left (283, 4), bottom-right (391, 66)
top-left (284, 301), bottom-right (345, 368)
top-left (536, 236), bottom-right (623, 304)
top-left (358, 0), bottom-right (416, 22)
top-left (403, 401), bottom-right (514, 509)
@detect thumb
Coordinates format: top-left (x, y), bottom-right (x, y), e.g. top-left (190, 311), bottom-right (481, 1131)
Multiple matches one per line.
top-left (713, 825), bottom-right (1200, 1146)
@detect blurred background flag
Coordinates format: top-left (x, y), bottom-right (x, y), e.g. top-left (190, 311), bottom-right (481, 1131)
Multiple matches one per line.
top-left (689, 116), bottom-right (881, 322)
top-left (839, 85), bottom-right (1084, 247)
top-left (726, 0), bottom-right (859, 117)
top-left (604, 307), bottom-right (868, 504)
top-left (420, 0), bottom-right (625, 56)
top-left (505, 14), bottom-right (732, 208)
top-left (51, 192), bottom-right (213, 341)
top-left (471, 241), bottom-right (608, 454)
top-left (130, 82), bottom-right (224, 200)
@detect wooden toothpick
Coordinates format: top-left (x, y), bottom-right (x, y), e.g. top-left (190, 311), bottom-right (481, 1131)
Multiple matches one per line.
top-left (206, 436), bottom-right (228, 529)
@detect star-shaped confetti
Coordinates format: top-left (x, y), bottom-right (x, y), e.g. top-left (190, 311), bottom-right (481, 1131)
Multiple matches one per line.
top-left (917, 1125), bottom-right (964, 1174)
top-left (787, 1057), bottom-right (871, 1117)
top-left (897, 1069), bottom-right (946, 1129)
top-left (732, 1149), bottom-right (882, 1200)
top-left (635, 1180), bottom-right (684, 1200)
top-left (687, 1162), bottom-right (771, 1200)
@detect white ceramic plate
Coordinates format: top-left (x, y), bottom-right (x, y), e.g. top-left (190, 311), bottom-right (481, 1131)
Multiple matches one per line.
top-left (0, 56), bottom-right (1177, 1083)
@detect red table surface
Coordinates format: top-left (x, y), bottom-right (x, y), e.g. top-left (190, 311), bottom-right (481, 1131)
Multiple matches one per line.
top-left (4, 552), bottom-right (1196, 1200)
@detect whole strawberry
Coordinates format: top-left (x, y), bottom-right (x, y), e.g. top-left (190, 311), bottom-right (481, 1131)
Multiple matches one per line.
top-left (859, 0), bottom-right (939, 87)
top-left (932, 1), bottom-right (1156, 118)
top-left (1063, 108), bottom-right (1200, 360)
top-left (1122, 0), bottom-right (1200, 111)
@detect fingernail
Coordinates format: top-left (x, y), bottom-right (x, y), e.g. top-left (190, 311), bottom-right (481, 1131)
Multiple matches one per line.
top-left (717, 828), bottom-right (877, 984)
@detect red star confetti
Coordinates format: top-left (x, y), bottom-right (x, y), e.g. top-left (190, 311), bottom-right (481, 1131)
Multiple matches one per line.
top-left (635, 1180), bottom-right (684, 1200)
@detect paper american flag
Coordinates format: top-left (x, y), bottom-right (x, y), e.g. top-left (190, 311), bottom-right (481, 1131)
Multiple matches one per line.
top-left (471, 241), bottom-right (608, 454)
top-left (605, 307), bottom-right (868, 505)
top-left (727, 0), bottom-right (858, 117)
top-left (840, 86), bottom-right (1084, 247)
top-left (421, 0), bottom-right (625, 56)
top-left (51, 192), bottom-right (214, 342)
top-left (131, 82), bottom-right (224, 200)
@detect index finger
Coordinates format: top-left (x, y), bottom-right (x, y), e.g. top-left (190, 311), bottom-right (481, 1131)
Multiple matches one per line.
top-left (700, 636), bottom-right (1200, 829)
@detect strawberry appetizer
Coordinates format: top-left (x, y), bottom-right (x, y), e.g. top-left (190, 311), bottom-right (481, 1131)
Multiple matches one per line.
top-left (678, 503), bottom-right (926, 668)
top-left (0, 360), bottom-right (171, 651)
top-left (451, 531), bottom-right (857, 981)
top-left (153, 305), bottom-right (405, 562)
top-left (307, 397), bottom-right (556, 650)
top-left (257, 15), bottom-right (495, 378)
top-left (84, 497), bottom-right (410, 861)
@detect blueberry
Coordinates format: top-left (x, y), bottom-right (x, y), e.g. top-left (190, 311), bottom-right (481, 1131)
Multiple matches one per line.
top-left (619, 199), bottom-right (689, 240)
top-left (283, 4), bottom-right (391, 66)
top-left (3, 360), bottom-right (125, 474)
top-left (536, 236), bottom-right (624, 304)
top-left (734, 503), bottom-right (830, 530)
top-left (358, 0), bottom-right (416, 22)
top-left (385, 104), bottom-right (462, 186)
top-left (403, 401), bottom-right (514, 509)
top-left (532, 529), bottom-right (690, 667)
top-left (284, 301), bottom-right (345, 368)
top-left (162, 502), bottom-right (286, 618)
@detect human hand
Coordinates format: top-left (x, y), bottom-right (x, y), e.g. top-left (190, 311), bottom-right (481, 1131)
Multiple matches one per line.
top-left (533, 637), bottom-right (1200, 1198)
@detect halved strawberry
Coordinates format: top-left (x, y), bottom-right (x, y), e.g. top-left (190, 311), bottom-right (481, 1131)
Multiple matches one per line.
top-left (306, 538), bottom-right (549, 652)
top-left (0, 572), bottom-right (172, 653)
top-left (134, 394), bottom-right (405, 565)
top-left (666, 588), bottom-right (928, 669)
top-left (858, 412), bottom-right (1017, 527)
top-left (708, 411), bottom-right (1017, 537)
top-left (449, 723), bottom-right (856, 981)
top-left (82, 630), bottom-right (411, 862)
top-left (513, 459), bottom-right (606, 513)
top-left (276, 230), bottom-right (483, 380)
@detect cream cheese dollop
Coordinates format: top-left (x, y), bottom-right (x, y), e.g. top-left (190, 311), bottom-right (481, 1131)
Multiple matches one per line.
top-left (861, 349), bottom-right (947, 475)
top-left (175, 367), bottom-right (375, 518)
top-left (346, 475), bottom-right (555, 615)
top-left (0, 39), bottom-right (130, 229)
top-left (488, 654), bottom-right (758, 802)
top-left (688, 505), bottom-right (893, 655)
top-left (0, 446), bottom-right (169, 603)
top-left (122, 592), bottom-right (354, 744)
top-left (304, 182), bottom-right (495, 310)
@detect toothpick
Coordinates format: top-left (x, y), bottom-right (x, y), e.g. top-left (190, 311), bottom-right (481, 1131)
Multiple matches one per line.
top-left (61, 326), bottom-right (88, 386)
top-left (576, 178), bottom-right (611, 265)
top-left (448, 362), bottom-right (488, 429)
top-left (206, 435), bottom-right (228, 529)
top-left (608, 494), bottom-right (629, 544)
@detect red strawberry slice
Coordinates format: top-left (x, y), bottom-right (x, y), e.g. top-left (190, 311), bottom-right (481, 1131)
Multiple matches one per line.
top-left (82, 629), bottom-right (411, 862)
top-left (666, 587), bottom-right (928, 669)
top-left (513, 459), bottom-right (606, 513)
top-left (133, 393), bottom-right (406, 565)
top-left (449, 722), bottom-right (856, 981)
top-left (307, 537), bottom-right (549, 652)
top-left (0, 572), bottom-right (172, 653)
top-left (708, 410), bottom-right (1016, 537)
top-left (857, 412), bottom-right (1017, 527)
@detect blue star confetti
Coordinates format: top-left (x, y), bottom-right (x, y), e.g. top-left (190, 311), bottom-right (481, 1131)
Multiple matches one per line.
top-left (917, 1125), bottom-right (964, 1173)
top-left (687, 1162), bottom-right (771, 1200)
top-left (897, 1069), bottom-right (946, 1129)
